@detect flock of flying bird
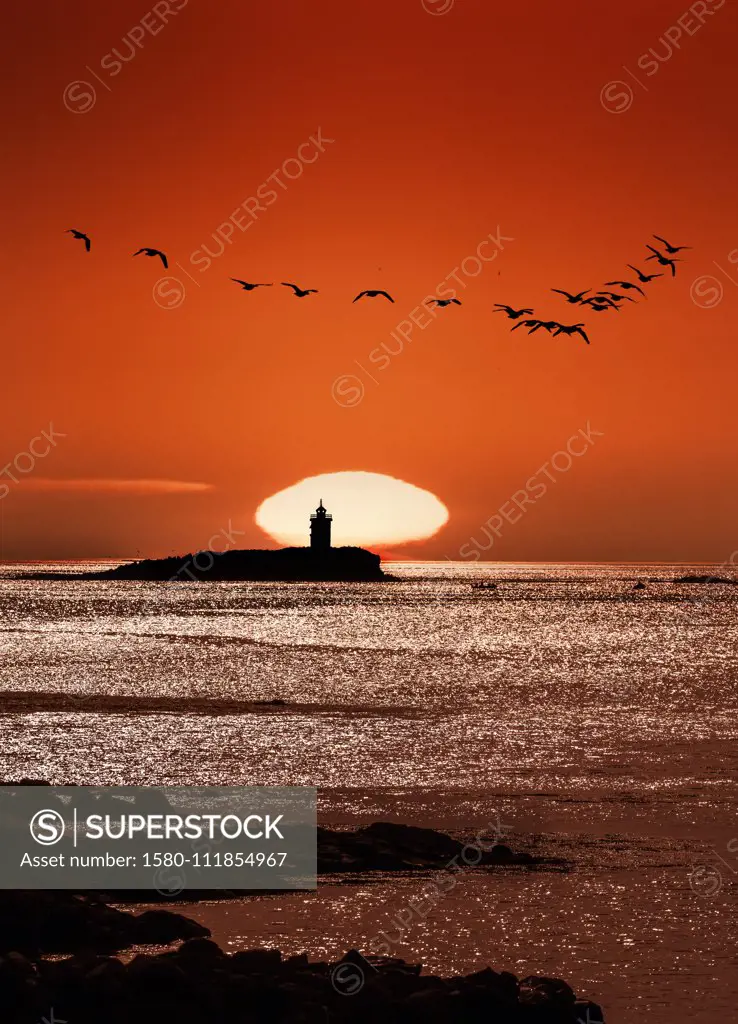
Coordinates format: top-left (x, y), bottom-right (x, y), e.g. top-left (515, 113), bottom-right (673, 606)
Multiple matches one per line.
top-left (65, 229), bottom-right (690, 343)
top-left (492, 234), bottom-right (690, 345)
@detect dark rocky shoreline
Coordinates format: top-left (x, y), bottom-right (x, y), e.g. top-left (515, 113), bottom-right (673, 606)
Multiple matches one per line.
top-left (0, 859), bottom-right (593, 1021)
top-left (0, 794), bottom-right (591, 1019)
top-left (0, 930), bottom-right (605, 1023)
top-left (0, 827), bottom-right (592, 1020)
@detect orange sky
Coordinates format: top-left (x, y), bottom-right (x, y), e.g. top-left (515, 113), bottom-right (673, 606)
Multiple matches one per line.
top-left (2, 0), bottom-right (737, 562)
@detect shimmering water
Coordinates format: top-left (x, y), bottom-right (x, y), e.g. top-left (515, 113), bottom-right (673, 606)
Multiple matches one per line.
top-left (1, 561), bottom-right (737, 1022)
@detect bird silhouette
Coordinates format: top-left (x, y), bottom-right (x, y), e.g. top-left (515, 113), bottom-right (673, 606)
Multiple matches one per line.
top-left (551, 288), bottom-right (590, 304)
top-left (493, 304), bottom-right (533, 318)
top-left (353, 290), bottom-right (394, 303)
top-left (553, 323), bottom-right (590, 344)
top-left (426, 298), bottom-right (461, 307)
top-left (512, 319), bottom-right (557, 334)
top-left (582, 299), bottom-right (618, 313)
top-left (231, 279), bottom-right (272, 290)
top-left (627, 265), bottom-right (662, 284)
top-left (604, 279), bottom-right (646, 297)
top-left (653, 234), bottom-right (691, 254)
top-left (588, 295), bottom-right (621, 310)
top-left (645, 246), bottom-right (681, 277)
top-left (599, 290), bottom-right (636, 304)
top-left (281, 282), bottom-right (317, 297)
top-left (133, 247), bottom-right (168, 269)
top-left (66, 228), bottom-right (91, 252)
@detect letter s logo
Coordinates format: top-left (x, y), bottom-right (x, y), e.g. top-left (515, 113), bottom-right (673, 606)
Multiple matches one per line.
top-left (30, 809), bottom-right (66, 845)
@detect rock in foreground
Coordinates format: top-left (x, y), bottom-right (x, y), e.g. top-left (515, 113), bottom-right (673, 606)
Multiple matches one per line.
top-left (0, 892), bottom-right (208, 957)
top-left (0, 942), bottom-right (606, 1023)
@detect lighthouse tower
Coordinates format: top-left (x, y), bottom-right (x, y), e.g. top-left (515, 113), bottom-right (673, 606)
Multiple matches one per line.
top-left (309, 499), bottom-right (332, 551)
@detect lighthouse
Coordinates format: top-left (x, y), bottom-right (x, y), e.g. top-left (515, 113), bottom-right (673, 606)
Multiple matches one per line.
top-left (309, 499), bottom-right (332, 551)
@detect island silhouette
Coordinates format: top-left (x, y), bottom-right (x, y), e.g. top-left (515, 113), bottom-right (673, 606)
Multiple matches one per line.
top-left (83, 544), bottom-right (385, 582)
top-left (69, 501), bottom-right (387, 582)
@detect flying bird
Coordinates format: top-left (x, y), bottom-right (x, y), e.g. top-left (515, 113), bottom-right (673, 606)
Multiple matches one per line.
top-left (66, 229), bottom-right (91, 252)
top-left (599, 290), bottom-right (636, 304)
top-left (511, 319), bottom-right (557, 334)
top-left (511, 319), bottom-right (541, 333)
top-left (627, 264), bottom-right (662, 283)
top-left (645, 246), bottom-right (681, 276)
top-left (426, 298), bottom-right (461, 307)
top-left (587, 295), bottom-right (621, 310)
top-left (133, 247), bottom-right (168, 269)
top-left (583, 299), bottom-right (618, 313)
top-left (231, 279), bottom-right (272, 290)
top-left (493, 304), bottom-right (533, 319)
top-left (604, 279), bottom-right (646, 297)
top-left (653, 234), bottom-right (691, 254)
top-left (553, 323), bottom-right (590, 344)
top-left (353, 290), bottom-right (394, 303)
top-left (551, 288), bottom-right (590, 304)
top-left (281, 282), bottom-right (317, 297)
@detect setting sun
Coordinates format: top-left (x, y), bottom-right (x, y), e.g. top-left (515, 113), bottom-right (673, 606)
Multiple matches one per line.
top-left (255, 471), bottom-right (449, 547)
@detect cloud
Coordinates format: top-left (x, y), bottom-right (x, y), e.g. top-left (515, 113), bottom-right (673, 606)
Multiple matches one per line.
top-left (16, 478), bottom-right (214, 495)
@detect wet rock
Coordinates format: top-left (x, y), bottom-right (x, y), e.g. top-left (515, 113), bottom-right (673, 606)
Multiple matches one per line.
top-left (519, 973), bottom-right (577, 1008)
top-left (0, 942), bottom-right (606, 1023)
top-left (83, 956), bottom-right (127, 994)
top-left (126, 953), bottom-right (191, 995)
top-left (488, 843), bottom-right (515, 863)
top-left (576, 999), bottom-right (606, 1022)
top-left (231, 948), bottom-right (282, 973)
top-left (131, 909), bottom-right (209, 945)
top-left (403, 987), bottom-right (457, 1021)
top-left (316, 822), bottom-right (542, 873)
top-left (284, 951), bottom-right (315, 972)
top-left (0, 951), bottom-right (38, 1001)
top-left (176, 937), bottom-right (225, 961)
top-left (462, 964), bottom-right (518, 996)
top-left (0, 892), bottom-right (209, 957)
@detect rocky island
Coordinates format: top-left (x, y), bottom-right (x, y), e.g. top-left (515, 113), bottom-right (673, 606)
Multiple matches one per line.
top-left (22, 502), bottom-right (390, 582)
top-left (77, 546), bottom-right (387, 582)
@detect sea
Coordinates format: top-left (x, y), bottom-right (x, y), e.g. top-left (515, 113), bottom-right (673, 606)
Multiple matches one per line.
top-left (0, 561), bottom-right (736, 1023)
